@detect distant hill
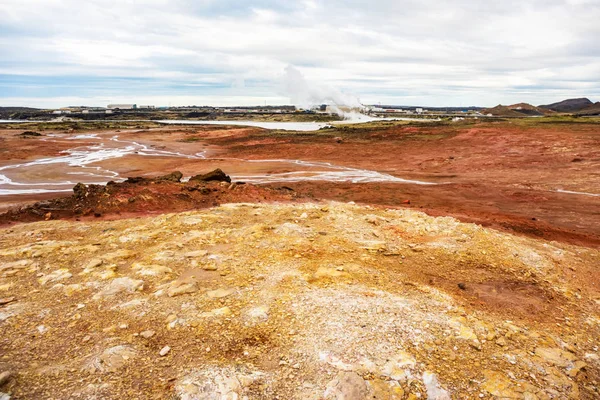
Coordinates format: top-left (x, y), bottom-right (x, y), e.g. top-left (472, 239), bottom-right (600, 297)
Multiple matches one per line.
top-left (539, 98), bottom-right (593, 113)
top-left (0, 106), bottom-right (45, 120)
top-left (575, 102), bottom-right (600, 116)
top-left (482, 103), bottom-right (551, 117)
top-left (506, 103), bottom-right (551, 116)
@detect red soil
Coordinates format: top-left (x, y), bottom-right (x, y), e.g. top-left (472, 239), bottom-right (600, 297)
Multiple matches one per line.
top-left (1, 121), bottom-right (599, 247)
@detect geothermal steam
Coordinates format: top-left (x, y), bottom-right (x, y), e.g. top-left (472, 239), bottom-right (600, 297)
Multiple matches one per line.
top-left (283, 66), bottom-right (367, 118)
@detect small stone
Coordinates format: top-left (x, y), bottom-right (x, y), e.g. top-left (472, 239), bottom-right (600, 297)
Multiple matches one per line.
top-left (0, 297), bottom-right (15, 306)
top-left (324, 371), bottom-right (367, 400)
top-left (496, 337), bottom-right (507, 347)
top-left (82, 335), bottom-right (91, 342)
top-left (535, 347), bottom-right (578, 367)
top-left (159, 346), bottom-right (171, 356)
top-left (207, 288), bottom-right (234, 299)
top-left (0, 371), bottom-right (13, 387)
top-left (458, 283), bottom-right (466, 290)
top-left (567, 361), bottom-right (587, 377)
top-left (166, 278), bottom-right (198, 297)
top-left (140, 330), bottom-right (155, 339)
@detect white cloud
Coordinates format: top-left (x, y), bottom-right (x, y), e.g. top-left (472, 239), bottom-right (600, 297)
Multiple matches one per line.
top-left (0, 0), bottom-right (599, 107)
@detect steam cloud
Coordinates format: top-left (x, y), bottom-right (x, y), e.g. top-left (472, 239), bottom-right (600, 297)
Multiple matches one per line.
top-left (282, 66), bottom-right (365, 111)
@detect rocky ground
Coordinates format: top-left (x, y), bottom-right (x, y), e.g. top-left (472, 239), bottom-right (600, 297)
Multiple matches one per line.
top-left (1, 201), bottom-right (599, 399)
top-left (0, 170), bottom-right (301, 226)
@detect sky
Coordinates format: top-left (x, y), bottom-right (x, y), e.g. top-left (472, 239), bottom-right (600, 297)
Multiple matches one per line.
top-left (1, 0), bottom-right (599, 108)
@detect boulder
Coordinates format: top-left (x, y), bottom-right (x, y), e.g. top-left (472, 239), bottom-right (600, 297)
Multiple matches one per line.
top-left (73, 183), bottom-right (87, 198)
top-left (156, 171), bottom-right (183, 182)
top-left (189, 168), bottom-right (231, 183)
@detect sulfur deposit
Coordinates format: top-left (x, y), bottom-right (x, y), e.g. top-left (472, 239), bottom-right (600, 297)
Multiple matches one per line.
top-left (0, 202), bottom-right (598, 399)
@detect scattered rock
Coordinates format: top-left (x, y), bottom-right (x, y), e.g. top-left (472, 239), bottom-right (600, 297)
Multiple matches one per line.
top-left (206, 288), bottom-right (234, 299)
top-left (0, 371), bottom-right (13, 387)
top-left (140, 330), bottom-right (155, 339)
top-left (368, 379), bottom-right (405, 399)
top-left (481, 370), bottom-right (520, 398)
top-left (175, 368), bottom-right (260, 400)
top-left (166, 278), bottom-right (198, 297)
top-left (38, 269), bottom-right (72, 285)
top-left (457, 282), bottom-right (466, 290)
top-left (159, 346), bottom-right (171, 356)
top-left (567, 361), bottom-right (587, 377)
top-left (73, 183), bottom-right (88, 198)
top-left (200, 307), bottom-right (232, 318)
top-left (83, 345), bottom-right (137, 373)
top-left (325, 371), bottom-right (368, 400)
top-left (132, 263), bottom-right (173, 277)
top-left (156, 171), bottom-right (183, 182)
top-left (0, 297), bottom-right (15, 306)
top-left (535, 347), bottom-right (578, 368)
top-left (422, 371), bottom-right (451, 400)
top-left (92, 277), bottom-right (144, 300)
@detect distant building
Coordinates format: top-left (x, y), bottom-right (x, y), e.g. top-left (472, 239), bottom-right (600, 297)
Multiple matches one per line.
top-left (107, 104), bottom-right (136, 110)
top-left (137, 105), bottom-right (155, 109)
top-left (82, 107), bottom-right (107, 114)
top-left (416, 108), bottom-right (423, 114)
top-left (52, 109), bottom-right (73, 114)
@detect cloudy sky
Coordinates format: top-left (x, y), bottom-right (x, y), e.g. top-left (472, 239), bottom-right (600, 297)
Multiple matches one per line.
top-left (1, 0), bottom-right (599, 108)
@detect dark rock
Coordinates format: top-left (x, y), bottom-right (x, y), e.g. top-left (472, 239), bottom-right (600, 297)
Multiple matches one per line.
top-left (156, 171), bottom-right (183, 182)
top-left (458, 283), bottom-right (466, 290)
top-left (73, 183), bottom-right (87, 198)
top-left (16, 131), bottom-right (42, 137)
top-left (126, 172), bottom-right (182, 184)
top-left (125, 177), bottom-right (147, 184)
top-left (189, 169), bottom-right (231, 183)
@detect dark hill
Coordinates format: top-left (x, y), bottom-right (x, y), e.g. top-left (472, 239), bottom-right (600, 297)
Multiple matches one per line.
top-left (539, 98), bottom-right (592, 113)
top-left (575, 102), bottom-right (600, 116)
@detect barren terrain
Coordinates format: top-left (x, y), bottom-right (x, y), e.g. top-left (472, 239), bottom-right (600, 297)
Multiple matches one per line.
top-left (1, 202), bottom-right (599, 399)
top-left (0, 119), bottom-right (599, 399)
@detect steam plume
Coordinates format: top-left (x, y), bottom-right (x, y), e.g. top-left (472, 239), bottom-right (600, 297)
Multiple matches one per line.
top-left (282, 66), bottom-right (365, 112)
